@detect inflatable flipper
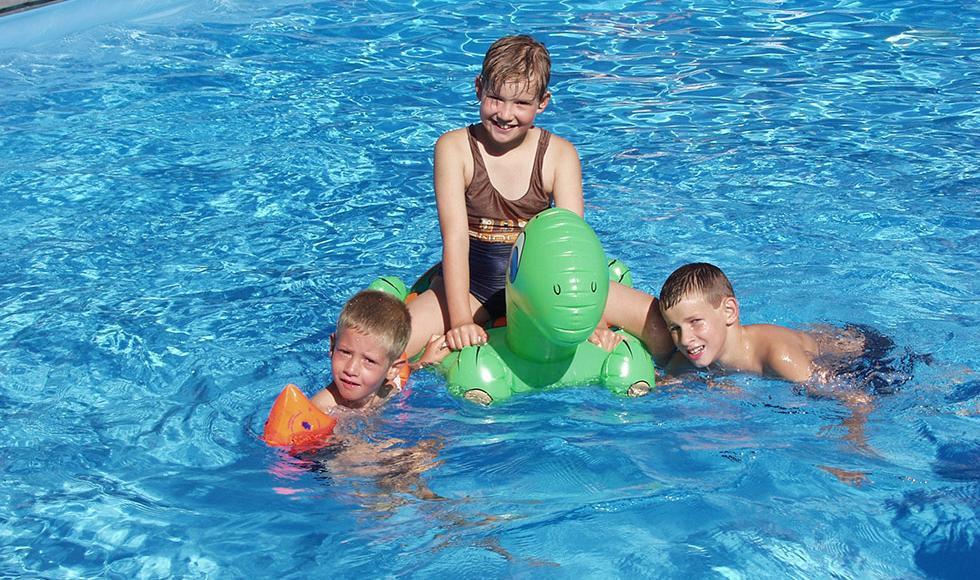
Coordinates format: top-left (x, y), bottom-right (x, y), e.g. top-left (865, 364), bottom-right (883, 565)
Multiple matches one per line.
top-left (262, 384), bottom-right (336, 450)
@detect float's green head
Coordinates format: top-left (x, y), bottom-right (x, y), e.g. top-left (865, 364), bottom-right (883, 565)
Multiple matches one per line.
top-left (506, 208), bottom-right (608, 349)
top-left (366, 276), bottom-right (409, 301)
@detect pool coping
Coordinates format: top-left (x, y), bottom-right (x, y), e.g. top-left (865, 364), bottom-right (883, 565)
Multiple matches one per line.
top-left (0, 0), bottom-right (66, 17)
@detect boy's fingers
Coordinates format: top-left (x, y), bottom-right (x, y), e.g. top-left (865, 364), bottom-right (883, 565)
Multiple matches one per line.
top-left (588, 327), bottom-right (608, 345)
top-left (445, 324), bottom-right (488, 350)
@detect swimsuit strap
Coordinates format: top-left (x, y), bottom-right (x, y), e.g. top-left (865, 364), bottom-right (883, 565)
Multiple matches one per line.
top-left (466, 124), bottom-right (551, 204)
top-left (527, 126), bottom-right (550, 199)
top-left (464, 125), bottom-right (554, 243)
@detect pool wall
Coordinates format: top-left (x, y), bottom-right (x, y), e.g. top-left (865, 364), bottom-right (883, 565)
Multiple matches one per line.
top-left (0, 0), bottom-right (195, 49)
top-left (0, 1), bottom-right (65, 17)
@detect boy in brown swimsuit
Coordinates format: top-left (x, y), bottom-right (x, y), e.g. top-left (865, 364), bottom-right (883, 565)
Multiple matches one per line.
top-left (406, 35), bottom-right (674, 366)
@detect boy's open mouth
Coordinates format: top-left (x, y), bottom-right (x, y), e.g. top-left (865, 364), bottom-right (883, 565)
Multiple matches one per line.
top-left (686, 345), bottom-right (705, 360)
top-left (339, 378), bottom-right (360, 392)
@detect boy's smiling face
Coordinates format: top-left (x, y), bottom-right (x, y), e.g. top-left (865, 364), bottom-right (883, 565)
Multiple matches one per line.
top-left (660, 294), bottom-right (737, 368)
top-left (330, 327), bottom-right (397, 407)
top-left (476, 77), bottom-right (550, 147)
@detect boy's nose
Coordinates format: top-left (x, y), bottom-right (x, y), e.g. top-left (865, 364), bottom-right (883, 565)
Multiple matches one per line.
top-left (342, 358), bottom-right (361, 376)
top-left (496, 100), bottom-right (515, 119)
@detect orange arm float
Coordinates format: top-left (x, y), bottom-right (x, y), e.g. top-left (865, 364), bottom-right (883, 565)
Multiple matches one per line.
top-left (262, 384), bottom-right (337, 450)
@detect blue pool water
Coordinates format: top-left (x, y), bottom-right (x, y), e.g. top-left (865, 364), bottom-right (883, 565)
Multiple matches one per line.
top-left (1, 0), bottom-right (978, 577)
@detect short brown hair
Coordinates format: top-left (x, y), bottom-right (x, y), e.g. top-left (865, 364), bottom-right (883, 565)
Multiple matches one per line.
top-left (336, 290), bottom-right (411, 362)
top-left (659, 263), bottom-right (735, 311)
top-left (480, 35), bottom-right (551, 101)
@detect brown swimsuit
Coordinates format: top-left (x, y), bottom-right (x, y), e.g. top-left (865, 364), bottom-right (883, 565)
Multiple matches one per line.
top-left (463, 124), bottom-right (553, 313)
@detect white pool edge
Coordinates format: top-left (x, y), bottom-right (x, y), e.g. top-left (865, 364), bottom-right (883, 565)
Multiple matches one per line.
top-left (0, 0), bottom-right (197, 50)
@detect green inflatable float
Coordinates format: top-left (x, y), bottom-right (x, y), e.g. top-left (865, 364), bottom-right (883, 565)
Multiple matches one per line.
top-left (369, 207), bottom-right (655, 404)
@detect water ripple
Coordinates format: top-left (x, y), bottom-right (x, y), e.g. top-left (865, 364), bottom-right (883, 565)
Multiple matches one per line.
top-left (0, 0), bottom-right (978, 577)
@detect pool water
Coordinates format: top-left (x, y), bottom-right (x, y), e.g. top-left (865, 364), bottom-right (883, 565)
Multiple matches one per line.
top-left (1, 0), bottom-right (978, 577)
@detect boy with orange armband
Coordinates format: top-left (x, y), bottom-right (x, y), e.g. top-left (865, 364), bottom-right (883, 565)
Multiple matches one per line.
top-left (264, 290), bottom-right (448, 448)
top-left (310, 289), bottom-right (413, 411)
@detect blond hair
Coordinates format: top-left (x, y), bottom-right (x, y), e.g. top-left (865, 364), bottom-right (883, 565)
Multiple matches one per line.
top-left (336, 290), bottom-right (411, 362)
top-left (480, 35), bottom-right (551, 101)
top-left (659, 263), bottom-right (736, 311)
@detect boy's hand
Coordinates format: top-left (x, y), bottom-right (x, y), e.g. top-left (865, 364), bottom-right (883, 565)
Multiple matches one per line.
top-left (588, 327), bottom-right (623, 352)
top-left (413, 334), bottom-right (451, 369)
top-left (446, 323), bottom-right (488, 350)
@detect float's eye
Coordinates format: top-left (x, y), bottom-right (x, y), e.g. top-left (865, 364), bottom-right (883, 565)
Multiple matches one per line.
top-left (591, 281), bottom-right (597, 293)
top-left (553, 284), bottom-right (561, 295)
top-left (509, 232), bottom-right (525, 284)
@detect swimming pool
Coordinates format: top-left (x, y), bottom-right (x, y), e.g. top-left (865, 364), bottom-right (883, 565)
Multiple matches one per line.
top-left (1, 0), bottom-right (977, 576)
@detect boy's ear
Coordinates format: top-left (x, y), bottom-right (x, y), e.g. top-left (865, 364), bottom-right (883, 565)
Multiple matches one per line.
top-left (475, 75), bottom-right (484, 99)
top-left (329, 332), bottom-right (336, 353)
top-left (385, 357), bottom-right (406, 382)
top-left (537, 91), bottom-right (551, 112)
top-left (722, 297), bottom-right (739, 326)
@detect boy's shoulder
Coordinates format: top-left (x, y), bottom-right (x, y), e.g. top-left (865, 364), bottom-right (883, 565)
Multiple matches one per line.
top-left (310, 382), bottom-right (397, 413)
top-left (745, 323), bottom-right (813, 352)
top-left (310, 384), bottom-right (338, 412)
top-left (544, 131), bottom-right (579, 162)
top-left (437, 125), bottom-right (471, 144)
top-left (744, 323), bottom-right (818, 380)
top-left (546, 129), bottom-right (575, 147)
top-left (435, 126), bottom-right (472, 157)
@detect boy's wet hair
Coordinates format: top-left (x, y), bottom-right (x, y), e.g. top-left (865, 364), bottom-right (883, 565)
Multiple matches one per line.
top-left (480, 35), bottom-right (551, 101)
top-left (336, 290), bottom-right (411, 362)
top-left (659, 263), bottom-right (736, 311)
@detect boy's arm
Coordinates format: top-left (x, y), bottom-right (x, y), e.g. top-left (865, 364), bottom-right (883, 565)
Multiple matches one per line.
top-left (310, 386), bottom-right (337, 413)
top-left (434, 131), bottom-right (488, 349)
top-left (587, 326), bottom-right (623, 351)
top-left (661, 352), bottom-right (692, 379)
top-left (548, 136), bottom-right (584, 217)
top-left (411, 334), bottom-right (451, 370)
top-left (764, 333), bottom-right (815, 382)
